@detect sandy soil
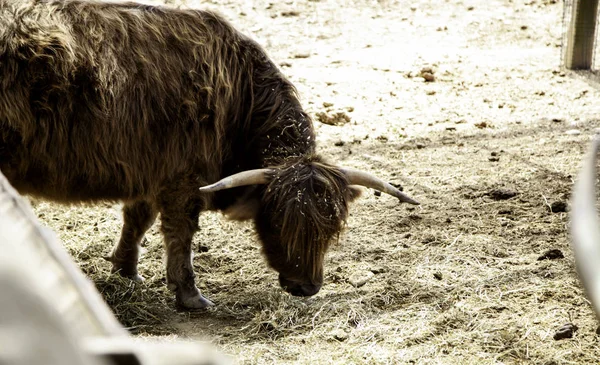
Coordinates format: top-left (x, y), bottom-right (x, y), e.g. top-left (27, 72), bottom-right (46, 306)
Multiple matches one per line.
top-left (31, 0), bottom-right (600, 363)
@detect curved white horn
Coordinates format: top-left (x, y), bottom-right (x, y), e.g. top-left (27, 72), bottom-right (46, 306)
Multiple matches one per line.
top-left (571, 136), bottom-right (600, 319)
top-left (198, 169), bottom-right (271, 192)
top-left (340, 167), bottom-right (420, 205)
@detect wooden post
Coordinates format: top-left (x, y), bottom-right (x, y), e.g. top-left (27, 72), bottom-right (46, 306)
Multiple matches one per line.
top-left (565, 0), bottom-right (600, 69)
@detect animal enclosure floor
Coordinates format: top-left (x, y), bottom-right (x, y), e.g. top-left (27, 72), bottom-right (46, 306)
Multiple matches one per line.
top-left (31, 0), bottom-right (600, 363)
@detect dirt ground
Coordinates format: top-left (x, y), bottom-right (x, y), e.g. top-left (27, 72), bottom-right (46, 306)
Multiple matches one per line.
top-left (29, 0), bottom-right (600, 363)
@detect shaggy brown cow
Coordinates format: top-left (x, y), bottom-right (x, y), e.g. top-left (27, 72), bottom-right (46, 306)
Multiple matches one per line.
top-left (0, 0), bottom-right (419, 309)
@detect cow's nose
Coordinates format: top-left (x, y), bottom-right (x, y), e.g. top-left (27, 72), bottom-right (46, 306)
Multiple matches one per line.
top-left (279, 275), bottom-right (321, 297)
top-left (295, 282), bottom-right (321, 296)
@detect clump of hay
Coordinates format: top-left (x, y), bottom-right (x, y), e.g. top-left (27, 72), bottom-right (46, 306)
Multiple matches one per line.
top-left (94, 274), bottom-right (178, 335)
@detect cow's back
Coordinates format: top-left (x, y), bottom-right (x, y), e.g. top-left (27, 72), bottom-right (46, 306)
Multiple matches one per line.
top-left (0, 0), bottom-right (252, 202)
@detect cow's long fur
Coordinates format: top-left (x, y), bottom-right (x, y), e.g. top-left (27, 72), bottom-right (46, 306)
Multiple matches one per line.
top-left (0, 0), bottom-right (359, 307)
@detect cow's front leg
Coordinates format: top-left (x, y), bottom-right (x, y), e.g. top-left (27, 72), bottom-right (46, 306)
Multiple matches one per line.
top-left (107, 200), bottom-right (157, 281)
top-left (160, 204), bottom-right (213, 309)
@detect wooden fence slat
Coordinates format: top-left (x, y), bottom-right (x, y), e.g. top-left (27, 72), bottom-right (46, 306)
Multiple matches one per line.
top-left (564, 0), bottom-right (600, 69)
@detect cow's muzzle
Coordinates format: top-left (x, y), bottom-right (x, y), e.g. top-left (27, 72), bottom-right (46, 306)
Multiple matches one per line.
top-left (279, 274), bottom-right (321, 297)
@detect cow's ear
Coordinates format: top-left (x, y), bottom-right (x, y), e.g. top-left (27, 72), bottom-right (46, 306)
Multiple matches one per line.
top-left (347, 186), bottom-right (362, 202)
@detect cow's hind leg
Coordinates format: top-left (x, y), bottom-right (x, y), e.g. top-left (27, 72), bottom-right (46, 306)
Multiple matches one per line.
top-left (107, 200), bottom-right (158, 281)
top-left (159, 199), bottom-right (213, 309)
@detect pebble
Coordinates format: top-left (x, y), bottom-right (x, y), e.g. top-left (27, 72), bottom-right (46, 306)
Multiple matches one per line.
top-left (370, 266), bottom-right (387, 274)
top-left (422, 73), bottom-right (435, 82)
top-left (348, 271), bottom-right (374, 288)
top-left (537, 249), bottom-right (564, 261)
top-left (565, 129), bottom-right (581, 135)
top-left (487, 188), bottom-right (517, 200)
top-left (553, 323), bottom-right (578, 340)
top-left (293, 52), bottom-right (311, 59)
top-left (550, 201), bottom-right (567, 213)
top-left (281, 10), bottom-right (300, 17)
top-left (421, 66), bottom-right (433, 74)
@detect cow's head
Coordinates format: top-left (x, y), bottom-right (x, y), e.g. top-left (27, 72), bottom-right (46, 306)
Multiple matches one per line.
top-left (199, 155), bottom-right (419, 297)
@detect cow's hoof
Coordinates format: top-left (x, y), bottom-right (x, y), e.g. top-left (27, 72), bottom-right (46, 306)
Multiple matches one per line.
top-left (110, 265), bottom-right (144, 282)
top-left (128, 273), bottom-right (145, 282)
top-left (115, 271), bottom-right (145, 282)
top-left (177, 293), bottom-right (215, 310)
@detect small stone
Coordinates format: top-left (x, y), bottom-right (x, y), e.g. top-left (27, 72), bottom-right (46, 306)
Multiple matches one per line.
top-left (331, 329), bottom-right (349, 342)
top-left (474, 121), bottom-right (489, 129)
top-left (293, 52), bottom-right (311, 59)
top-left (281, 10), bottom-right (300, 17)
top-left (422, 73), bottom-right (435, 82)
top-left (433, 272), bottom-right (443, 280)
top-left (426, 89), bottom-right (436, 95)
top-left (315, 111), bottom-right (351, 126)
top-left (553, 323), bottom-right (578, 340)
top-left (521, 25), bottom-right (528, 30)
top-left (538, 249), bottom-right (564, 261)
top-left (487, 188), bottom-right (517, 200)
top-left (370, 266), bottom-right (387, 274)
top-left (550, 201), bottom-right (567, 213)
top-left (334, 140), bottom-right (345, 147)
top-left (198, 245), bottom-right (209, 253)
top-left (421, 66), bottom-right (434, 74)
top-left (348, 271), bottom-right (375, 288)
top-left (323, 102), bottom-right (334, 108)
top-left (373, 190), bottom-right (382, 197)
top-left (565, 129), bottom-right (581, 135)
top-left (489, 157), bottom-right (500, 162)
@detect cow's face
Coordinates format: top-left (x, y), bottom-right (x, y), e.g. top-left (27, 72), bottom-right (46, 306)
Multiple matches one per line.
top-left (255, 158), bottom-right (360, 296)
